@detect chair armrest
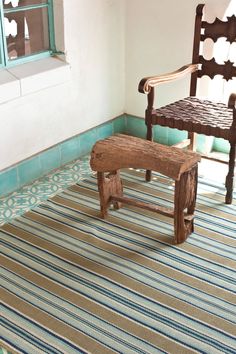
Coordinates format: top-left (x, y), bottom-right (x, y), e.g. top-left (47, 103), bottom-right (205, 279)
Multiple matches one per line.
top-left (138, 64), bottom-right (199, 94)
top-left (228, 93), bottom-right (236, 109)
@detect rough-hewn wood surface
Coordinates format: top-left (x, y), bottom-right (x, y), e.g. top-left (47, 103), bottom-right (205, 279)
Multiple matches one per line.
top-left (97, 171), bottom-right (123, 218)
top-left (90, 134), bottom-right (200, 244)
top-left (174, 165), bottom-right (198, 243)
top-left (90, 134), bottom-right (201, 181)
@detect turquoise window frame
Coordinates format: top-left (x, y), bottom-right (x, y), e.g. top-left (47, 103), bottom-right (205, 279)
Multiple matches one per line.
top-left (0, 0), bottom-right (56, 68)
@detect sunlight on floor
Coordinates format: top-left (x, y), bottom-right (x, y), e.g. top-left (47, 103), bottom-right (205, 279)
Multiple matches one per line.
top-left (198, 156), bottom-right (228, 183)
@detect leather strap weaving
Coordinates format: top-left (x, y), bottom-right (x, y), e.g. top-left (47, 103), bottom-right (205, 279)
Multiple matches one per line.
top-left (154, 97), bottom-right (235, 142)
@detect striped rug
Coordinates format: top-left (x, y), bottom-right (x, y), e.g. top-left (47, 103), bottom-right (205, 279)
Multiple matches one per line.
top-left (1, 169), bottom-right (236, 354)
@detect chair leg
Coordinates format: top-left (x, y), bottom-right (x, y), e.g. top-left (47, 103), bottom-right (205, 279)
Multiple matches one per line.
top-left (174, 165), bottom-right (198, 244)
top-left (225, 143), bottom-right (235, 204)
top-left (188, 132), bottom-right (197, 151)
top-left (145, 121), bottom-right (153, 182)
top-left (97, 171), bottom-right (123, 218)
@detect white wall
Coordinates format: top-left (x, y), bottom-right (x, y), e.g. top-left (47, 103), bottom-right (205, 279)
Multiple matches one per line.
top-left (63, 0), bottom-right (125, 130)
top-left (125, 0), bottom-right (235, 117)
top-left (0, 0), bottom-right (125, 170)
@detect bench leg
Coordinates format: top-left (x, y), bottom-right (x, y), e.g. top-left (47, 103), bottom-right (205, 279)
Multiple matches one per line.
top-left (97, 170), bottom-right (123, 218)
top-left (174, 165), bottom-right (198, 244)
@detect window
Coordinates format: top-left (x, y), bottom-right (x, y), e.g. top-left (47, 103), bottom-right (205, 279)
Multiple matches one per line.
top-left (0, 0), bottom-right (56, 67)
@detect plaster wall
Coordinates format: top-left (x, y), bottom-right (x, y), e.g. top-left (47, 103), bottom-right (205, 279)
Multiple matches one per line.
top-left (0, 0), bottom-right (125, 170)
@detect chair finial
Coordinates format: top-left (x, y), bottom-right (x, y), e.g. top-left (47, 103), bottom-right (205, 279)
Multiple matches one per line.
top-left (196, 4), bottom-right (205, 16)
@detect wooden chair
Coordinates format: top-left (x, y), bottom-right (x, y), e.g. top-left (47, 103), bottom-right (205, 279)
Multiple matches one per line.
top-left (138, 4), bottom-right (236, 204)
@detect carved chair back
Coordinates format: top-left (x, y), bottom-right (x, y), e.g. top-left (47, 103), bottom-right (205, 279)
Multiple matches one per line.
top-left (190, 4), bottom-right (236, 97)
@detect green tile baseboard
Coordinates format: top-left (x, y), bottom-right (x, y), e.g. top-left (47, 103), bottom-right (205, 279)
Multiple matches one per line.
top-left (0, 115), bottom-right (127, 198)
top-left (125, 114), bottom-right (225, 154)
top-left (126, 114), bottom-right (187, 146)
top-left (0, 113), bottom-right (229, 197)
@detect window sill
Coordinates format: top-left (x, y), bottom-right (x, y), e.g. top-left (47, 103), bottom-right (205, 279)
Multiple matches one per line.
top-left (0, 57), bottom-right (71, 104)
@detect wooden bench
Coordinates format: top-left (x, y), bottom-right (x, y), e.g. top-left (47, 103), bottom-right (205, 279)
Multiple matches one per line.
top-left (90, 134), bottom-right (201, 244)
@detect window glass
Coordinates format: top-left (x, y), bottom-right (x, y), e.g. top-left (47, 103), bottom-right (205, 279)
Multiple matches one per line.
top-left (0, 0), bottom-right (55, 66)
top-left (4, 7), bottom-right (50, 60)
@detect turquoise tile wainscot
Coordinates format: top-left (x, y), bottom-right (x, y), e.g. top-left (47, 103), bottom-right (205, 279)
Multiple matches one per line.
top-left (212, 137), bottom-right (230, 155)
top-left (125, 115), bottom-right (223, 155)
top-left (97, 121), bottom-right (113, 140)
top-left (0, 167), bottom-right (18, 197)
top-left (79, 129), bottom-right (98, 157)
top-left (113, 115), bottom-right (127, 134)
top-left (167, 128), bottom-right (187, 146)
top-left (61, 136), bottom-right (81, 166)
top-left (0, 115), bottom-right (127, 198)
top-left (126, 114), bottom-right (170, 145)
top-left (126, 114), bottom-right (169, 145)
top-left (18, 155), bottom-right (43, 187)
top-left (153, 125), bottom-right (168, 145)
top-left (126, 114), bottom-right (146, 139)
top-left (0, 113), bottom-right (229, 198)
top-left (40, 146), bottom-right (62, 175)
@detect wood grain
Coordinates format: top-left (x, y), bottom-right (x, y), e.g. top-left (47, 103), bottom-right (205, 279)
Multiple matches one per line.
top-left (90, 134), bottom-right (200, 244)
top-left (90, 134), bottom-right (201, 181)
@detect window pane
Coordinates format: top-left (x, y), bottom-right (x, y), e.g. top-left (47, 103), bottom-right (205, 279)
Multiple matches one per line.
top-left (4, 7), bottom-right (50, 60)
top-left (3, 0), bottom-right (47, 9)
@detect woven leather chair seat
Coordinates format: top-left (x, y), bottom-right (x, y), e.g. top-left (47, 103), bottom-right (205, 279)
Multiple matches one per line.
top-left (154, 97), bottom-right (235, 142)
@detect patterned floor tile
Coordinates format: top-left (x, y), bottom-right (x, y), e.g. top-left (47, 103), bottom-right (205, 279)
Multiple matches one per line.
top-left (0, 156), bottom-right (92, 226)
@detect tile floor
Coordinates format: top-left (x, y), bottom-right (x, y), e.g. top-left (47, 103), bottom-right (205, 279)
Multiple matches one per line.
top-left (0, 155), bottom-right (92, 226)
